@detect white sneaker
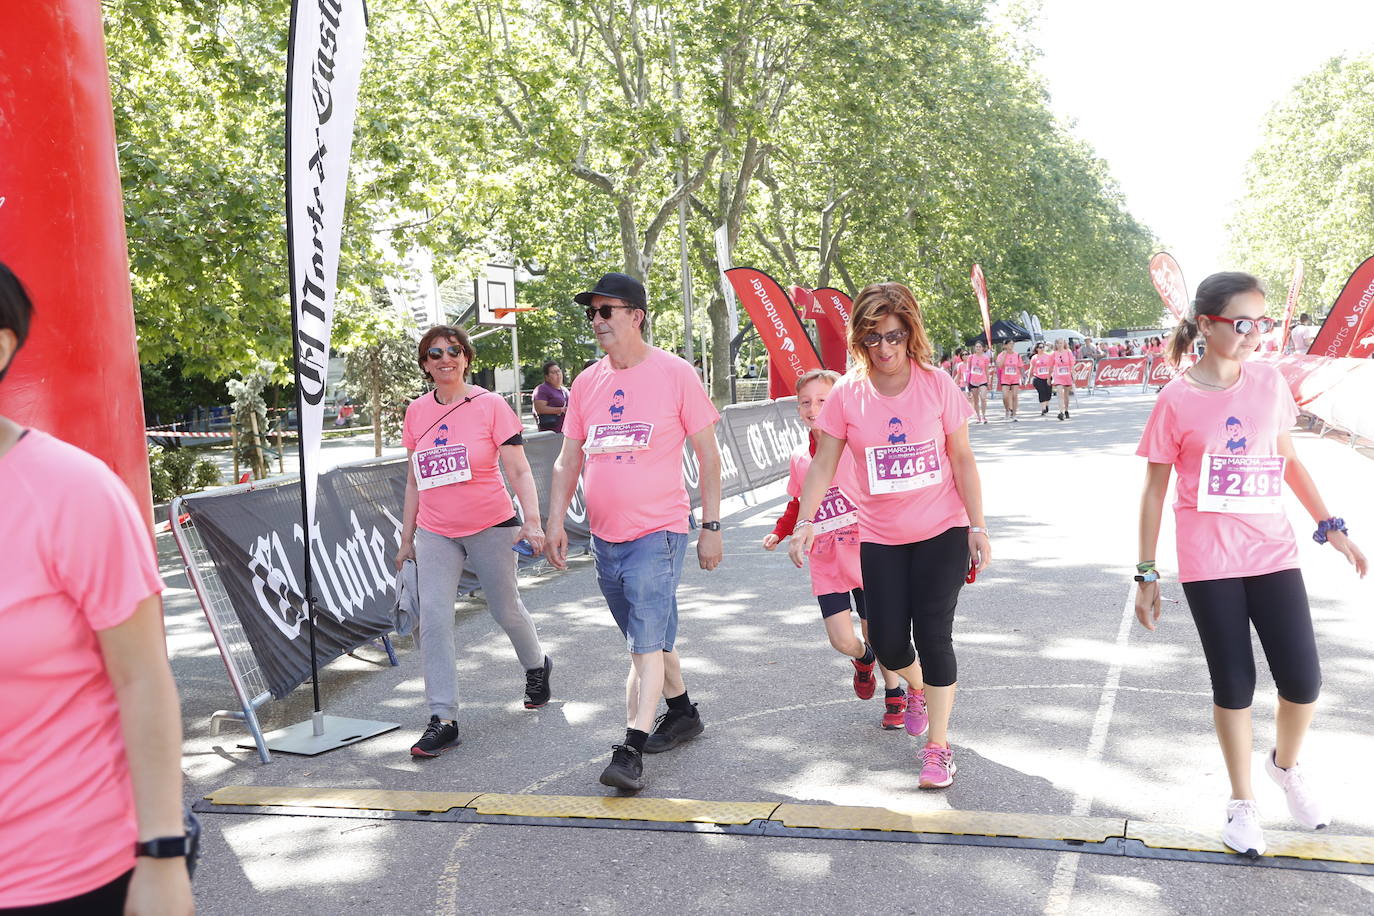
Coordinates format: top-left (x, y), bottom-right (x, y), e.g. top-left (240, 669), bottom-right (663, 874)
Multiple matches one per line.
top-left (1265, 749), bottom-right (1331, 829)
top-left (1222, 799), bottom-right (1267, 857)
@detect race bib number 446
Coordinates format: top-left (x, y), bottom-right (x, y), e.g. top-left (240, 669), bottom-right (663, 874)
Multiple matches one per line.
top-left (414, 444), bottom-right (471, 491)
top-left (1197, 454), bottom-right (1285, 514)
top-left (866, 439), bottom-right (942, 494)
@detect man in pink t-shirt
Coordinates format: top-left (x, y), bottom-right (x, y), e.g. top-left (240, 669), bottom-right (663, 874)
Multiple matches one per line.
top-left (545, 272), bottom-right (723, 793)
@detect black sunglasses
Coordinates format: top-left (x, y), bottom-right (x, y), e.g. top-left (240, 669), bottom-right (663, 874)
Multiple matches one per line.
top-left (425, 345), bottom-right (465, 361)
top-left (585, 304), bottom-right (638, 321)
top-left (860, 329), bottom-right (911, 348)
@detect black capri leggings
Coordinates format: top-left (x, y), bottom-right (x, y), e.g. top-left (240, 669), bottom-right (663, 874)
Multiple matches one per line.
top-left (1032, 377), bottom-right (1052, 404)
top-left (860, 527), bottom-right (969, 686)
top-left (1180, 568), bottom-right (1320, 710)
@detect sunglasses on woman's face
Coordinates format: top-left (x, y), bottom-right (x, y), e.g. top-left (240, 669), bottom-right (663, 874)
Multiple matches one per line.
top-left (426, 345), bottom-right (465, 361)
top-left (585, 304), bottom-right (637, 321)
top-left (1208, 315), bottom-right (1275, 336)
top-left (860, 329), bottom-right (910, 348)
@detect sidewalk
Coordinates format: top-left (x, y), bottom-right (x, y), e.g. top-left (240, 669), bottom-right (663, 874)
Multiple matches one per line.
top-left (162, 391), bottom-right (1374, 914)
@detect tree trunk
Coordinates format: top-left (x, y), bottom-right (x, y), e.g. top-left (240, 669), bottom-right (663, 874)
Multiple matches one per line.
top-left (707, 293), bottom-right (731, 405)
top-left (371, 349), bottom-right (383, 458)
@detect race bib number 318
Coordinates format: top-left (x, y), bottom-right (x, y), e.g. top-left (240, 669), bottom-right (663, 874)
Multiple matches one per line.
top-left (866, 439), bottom-right (942, 495)
top-left (1197, 454), bottom-right (1285, 514)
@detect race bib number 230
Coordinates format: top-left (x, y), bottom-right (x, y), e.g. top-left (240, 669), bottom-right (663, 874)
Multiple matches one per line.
top-left (866, 439), bottom-right (942, 495)
top-left (413, 444), bottom-right (471, 491)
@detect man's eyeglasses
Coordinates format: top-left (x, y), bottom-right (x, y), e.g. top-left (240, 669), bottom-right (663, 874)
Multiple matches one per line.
top-left (585, 304), bottom-right (638, 322)
top-left (860, 329), bottom-right (911, 348)
top-left (426, 345), bottom-right (465, 361)
top-left (1207, 315), bottom-right (1275, 335)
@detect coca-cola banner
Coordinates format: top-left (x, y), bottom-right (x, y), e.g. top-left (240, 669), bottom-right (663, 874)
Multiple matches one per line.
top-left (1147, 354), bottom-right (1196, 387)
top-left (1149, 252), bottom-right (1189, 321)
top-left (1279, 258), bottom-right (1305, 351)
top-left (1309, 255), bottom-right (1374, 360)
top-left (726, 267), bottom-right (823, 391)
top-left (971, 264), bottom-right (993, 349)
top-left (1071, 359), bottom-right (1094, 389)
top-left (1094, 356), bottom-right (1149, 388)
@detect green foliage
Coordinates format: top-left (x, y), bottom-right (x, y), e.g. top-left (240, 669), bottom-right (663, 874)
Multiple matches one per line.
top-left (147, 444), bottom-right (222, 502)
top-left (1229, 54), bottom-right (1374, 316)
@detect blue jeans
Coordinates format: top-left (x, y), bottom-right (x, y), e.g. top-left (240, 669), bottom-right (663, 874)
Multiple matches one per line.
top-left (591, 530), bottom-right (689, 654)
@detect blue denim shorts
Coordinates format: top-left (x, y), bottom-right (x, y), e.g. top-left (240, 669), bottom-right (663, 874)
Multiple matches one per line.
top-left (591, 530), bottom-right (689, 654)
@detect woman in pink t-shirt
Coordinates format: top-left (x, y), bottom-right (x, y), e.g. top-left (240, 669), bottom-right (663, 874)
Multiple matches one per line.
top-left (1135, 271), bottom-right (1367, 858)
top-left (763, 370), bottom-right (906, 729)
top-left (0, 265), bottom-right (193, 913)
top-left (396, 325), bottom-right (552, 758)
top-left (966, 341), bottom-right (991, 424)
top-left (995, 341), bottom-right (1024, 422)
top-left (952, 348), bottom-right (969, 395)
top-left (1050, 338), bottom-right (1074, 420)
top-left (789, 282), bottom-right (990, 791)
top-left (1027, 342), bottom-right (1053, 416)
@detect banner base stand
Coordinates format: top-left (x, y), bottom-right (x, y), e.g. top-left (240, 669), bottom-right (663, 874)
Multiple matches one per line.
top-left (247, 712), bottom-right (399, 757)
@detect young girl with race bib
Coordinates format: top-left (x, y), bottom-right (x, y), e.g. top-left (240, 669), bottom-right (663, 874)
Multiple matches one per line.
top-left (790, 283), bottom-right (991, 789)
top-left (763, 370), bottom-right (907, 728)
top-left (966, 342), bottom-right (991, 425)
top-left (1051, 339), bottom-right (1074, 420)
top-left (1135, 272), bottom-right (1367, 857)
top-left (996, 341), bottom-right (1024, 422)
top-left (953, 348), bottom-right (969, 397)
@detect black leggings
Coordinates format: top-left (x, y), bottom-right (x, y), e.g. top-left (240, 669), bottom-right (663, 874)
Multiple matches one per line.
top-left (1032, 377), bottom-right (1051, 404)
top-left (860, 527), bottom-right (968, 686)
top-left (2, 871), bottom-right (131, 915)
top-left (1180, 568), bottom-right (1321, 710)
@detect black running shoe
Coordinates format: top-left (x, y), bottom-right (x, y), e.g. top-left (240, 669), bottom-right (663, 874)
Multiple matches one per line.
top-left (599, 744), bottom-right (645, 791)
top-left (524, 655), bottom-right (553, 709)
top-left (644, 705), bottom-right (705, 754)
top-left (410, 715), bottom-right (460, 757)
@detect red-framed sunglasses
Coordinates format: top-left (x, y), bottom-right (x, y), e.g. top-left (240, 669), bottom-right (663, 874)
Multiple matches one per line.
top-left (1205, 315), bottom-right (1275, 335)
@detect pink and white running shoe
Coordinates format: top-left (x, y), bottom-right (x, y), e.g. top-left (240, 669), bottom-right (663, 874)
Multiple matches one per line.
top-left (919, 743), bottom-right (957, 789)
top-left (1265, 749), bottom-right (1330, 829)
top-left (903, 687), bottom-right (928, 737)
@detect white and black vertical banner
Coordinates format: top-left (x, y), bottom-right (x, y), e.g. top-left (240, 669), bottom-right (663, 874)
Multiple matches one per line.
top-left (286, 0), bottom-right (368, 535)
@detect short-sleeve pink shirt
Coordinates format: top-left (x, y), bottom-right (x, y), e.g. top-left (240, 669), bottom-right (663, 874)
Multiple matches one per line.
top-left (0, 430), bottom-right (164, 907)
top-left (966, 353), bottom-right (990, 385)
top-left (1030, 353), bottom-right (1053, 379)
top-left (402, 386), bottom-right (524, 538)
top-left (817, 362), bottom-right (974, 545)
top-left (563, 347), bottom-right (720, 543)
top-left (1136, 362), bottom-right (1300, 582)
top-left (787, 441), bottom-right (863, 596)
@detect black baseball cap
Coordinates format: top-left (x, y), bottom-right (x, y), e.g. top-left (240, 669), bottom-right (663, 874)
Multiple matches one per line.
top-left (574, 272), bottom-right (646, 310)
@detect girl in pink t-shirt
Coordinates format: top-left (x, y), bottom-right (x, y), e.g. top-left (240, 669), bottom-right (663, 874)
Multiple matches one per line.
top-left (397, 325), bottom-right (552, 756)
top-left (1135, 271), bottom-right (1367, 858)
top-left (0, 266), bottom-right (193, 913)
top-left (995, 341), bottom-right (1024, 422)
top-left (966, 342), bottom-right (991, 424)
top-left (789, 282), bottom-right (990, 791)
top-left (762, 370), bottom-right (906, 729)
top-left (1027, 342), bottom-right (1053, 416)
top-left (952, 348), bottom-right (969, 393)
top-left (1050, 339), bottom-right (1074, 420)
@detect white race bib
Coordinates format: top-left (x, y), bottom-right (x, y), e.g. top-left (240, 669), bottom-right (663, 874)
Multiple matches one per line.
top-left (812, 485), bottom-right (859, 534)
top-left (1196, 453), bottom-right (1285, 514)
top-left (413, 443), bottom-right (471, 491)
top-left (584, 421), bottom-right (655, 455)
top-left (866, 439), bottom-right (943, 494)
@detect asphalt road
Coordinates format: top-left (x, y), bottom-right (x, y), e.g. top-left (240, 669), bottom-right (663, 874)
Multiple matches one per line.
top-left (162, 388), bottom-right (1374, 915)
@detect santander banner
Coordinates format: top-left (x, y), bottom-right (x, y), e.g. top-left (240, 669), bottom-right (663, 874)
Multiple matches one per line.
top-left (971, 264), bottom-right (993, 348)
top-left (726, 267), bottom-right (823, 389)
top-left (1148, 252), bottom-right (1189, 321)
top-left (812, 287), bottom-right (852, 341)
top-left (1094, 356), bottom-right (1148, 388)
top-left (1309, 255), bottom-right (1374, 360)
top-left (1071, 359), bottom-right (1094, 389)
top-left (1279, 258), bottom-right (1305, 351)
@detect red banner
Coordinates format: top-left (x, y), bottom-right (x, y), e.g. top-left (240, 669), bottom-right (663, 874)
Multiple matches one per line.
top-left (1279, 258), bottom-right (1305, 351)
top-left (971, 264), bottom-right (992, 348)
top-left (726, 267), bottom-right (823, 392)
top-left (810, 287), bottom-right (852, 374)
top-left (1149, 252), bottom-right (1189, 321)
top-left (1071, 360), bottom-right (1094, 388)
top-left (1094, 356), bottom-right (1148, 388)
top-left (1146, 354), bottom-right (1195, 386)
top-left (1309, 255), bottom-right (1374, 360)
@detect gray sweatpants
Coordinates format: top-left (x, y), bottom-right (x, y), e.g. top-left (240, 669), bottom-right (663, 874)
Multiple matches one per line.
top-left (413, 525), bottom-right (545, 720)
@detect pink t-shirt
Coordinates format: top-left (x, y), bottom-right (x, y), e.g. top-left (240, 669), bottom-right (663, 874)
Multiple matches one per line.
top-left (967, 353), bottom-right (990, 385)
top-left (1051, 350), bottom-right (1074, 384)
top-left (402, 386), bottom-right (524, 538)
top-left (817, 362), bottom-right (974, 546)
top-left (1136, 362), bottom-right (1300, 583)
top-left (1030, 353), bottom-right (1053, 379)
top-left (564, 347), bottom-right (720, 543)
top-left (0, 430), bottom-right (164, 907)
top-left (953, 359), bottom-right (968, 388)
top-left (997, 352), bottom-right (1024, 385)
top-left (787, 441), bottom-right (863, 596)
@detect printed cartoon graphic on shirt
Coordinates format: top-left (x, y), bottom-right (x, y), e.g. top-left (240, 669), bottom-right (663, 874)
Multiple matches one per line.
top-left (1223, 416), bottom-right (1248, 455)
top-left (609, 389), bottom-right (626, 422)
top-left (586, 387), bottom-right (653, 459)
top-left (887, 417), bottom-right (907, 444)
top-left (434, 423), bottom-right (449, 447)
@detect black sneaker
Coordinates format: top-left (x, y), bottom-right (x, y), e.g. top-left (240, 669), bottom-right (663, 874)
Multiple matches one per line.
top-left (524, 655), bottom-right (553, 709)
top-left (644, 705), bottom-right (704, 754)
top-left (410, 715), bottom-right (461, 757)
top-left (598, 744), bottom-right (645, 792)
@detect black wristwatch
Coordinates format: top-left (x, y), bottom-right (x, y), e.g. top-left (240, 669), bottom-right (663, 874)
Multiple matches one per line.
top-left (700, 521), bottom-right (721, 531)
top-left (136, 835), bottom-right (192, 858)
